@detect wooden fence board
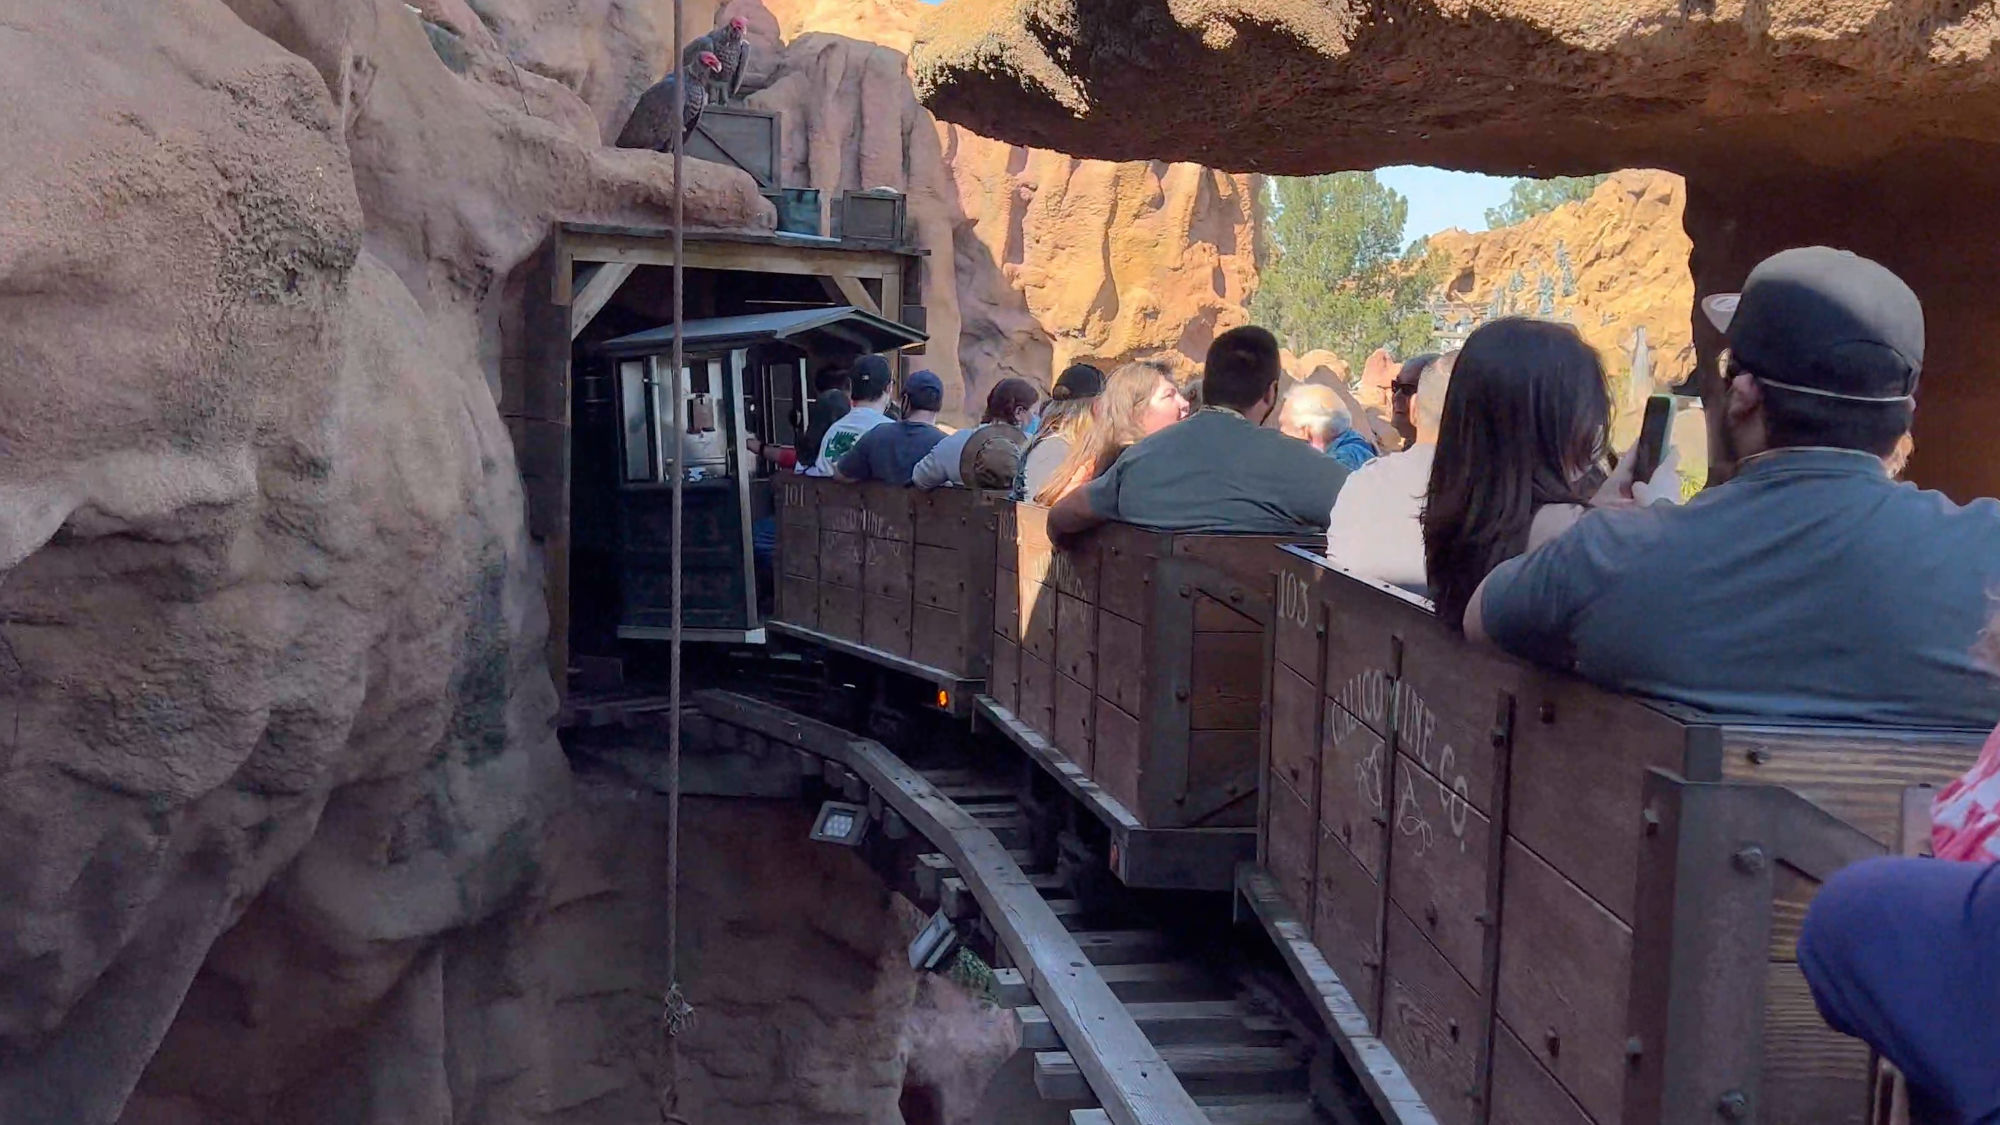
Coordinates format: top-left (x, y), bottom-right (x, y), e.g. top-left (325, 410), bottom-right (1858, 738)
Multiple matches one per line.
top-left (1323, 700), bottom-right (1390, 878)
top-left (1313, 829), bottom-right (1384, 1032)
top-left (1488, 1023), bottom-right (1594, 1125)
top-left (1495, 839), bottom-right (1633, 1125)
top-left (1386, 752), bottom-right (1493, 989)
top-left (1383, 906), bottom-right (1485, 1125)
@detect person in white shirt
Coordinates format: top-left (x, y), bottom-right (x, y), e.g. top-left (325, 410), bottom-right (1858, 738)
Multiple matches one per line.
top-left (807, 355), bottom-right (893, 476)
top-left (1325, 351), bottom-right (1456, 593)
top-left (912, 377), bottom-right (1039, 489)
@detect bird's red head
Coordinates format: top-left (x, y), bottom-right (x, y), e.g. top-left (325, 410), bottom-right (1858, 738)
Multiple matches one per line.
top-left (728, 16), bottom-right (747, 33)
top-left (699, 50), bottom-right (723, 71)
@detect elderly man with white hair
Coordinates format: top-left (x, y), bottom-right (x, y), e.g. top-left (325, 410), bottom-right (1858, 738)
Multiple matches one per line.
top-left (1277, 384), bottom-right (1379, 471)
top-left (1324, 351), bottom-right (1457, 594)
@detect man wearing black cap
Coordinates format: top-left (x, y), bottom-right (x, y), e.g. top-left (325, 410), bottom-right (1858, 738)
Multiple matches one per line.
top-left (1464, 245), bottom-right (2000, 728)
top-left (836, 369), bottom-right (948, 485)
top-left (808, 354), bottom-right (894, 476)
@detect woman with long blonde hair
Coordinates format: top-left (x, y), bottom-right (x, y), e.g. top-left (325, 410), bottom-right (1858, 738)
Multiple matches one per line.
top-left (1033, 358), bottom-right (1187, 506)
top-left (1011, 364), bottom-right (1102, 501)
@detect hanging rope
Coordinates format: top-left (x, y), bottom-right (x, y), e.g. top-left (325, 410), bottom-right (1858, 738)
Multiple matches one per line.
top-left (661, 0), bottom-right (691, 1117)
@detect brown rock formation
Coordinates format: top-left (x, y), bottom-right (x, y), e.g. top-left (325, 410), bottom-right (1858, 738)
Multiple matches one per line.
top-left (908, 0), bottom-right (2000, 499)
top-left (0, 1), bottom-right (992, 1122)
top-left (737, 0), bottom-right (1258, 414)
top-left (1425, 169), bottom-right (1710, 477)
top-left (1428, 171), bottom-right (1695, 404)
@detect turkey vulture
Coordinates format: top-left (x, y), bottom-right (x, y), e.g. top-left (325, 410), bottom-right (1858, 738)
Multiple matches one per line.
top-left (616, 51), bottom-right (723, 151)
top-left (682, 16), bottom-right (751, 105)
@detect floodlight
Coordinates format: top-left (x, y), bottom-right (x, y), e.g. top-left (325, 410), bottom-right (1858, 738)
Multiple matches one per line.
top-left (908, 909), bottom-right (959, 972)
top-left (810, 800), bottom-right (869, 847)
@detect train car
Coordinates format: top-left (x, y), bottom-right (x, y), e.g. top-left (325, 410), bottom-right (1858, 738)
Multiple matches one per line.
top-left (770, 474), bottom-right (1001, 712)
top-left (770, 478), bottom-right (1986, 1124)
top-left (1255, 543), bottom-right (1987, 1125)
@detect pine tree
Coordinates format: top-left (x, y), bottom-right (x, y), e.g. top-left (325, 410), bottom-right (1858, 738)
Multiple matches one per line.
top-left (1250, 173), bottom-right (1442, 376)
top-left (1484, 174), bottom-right (1611, 228)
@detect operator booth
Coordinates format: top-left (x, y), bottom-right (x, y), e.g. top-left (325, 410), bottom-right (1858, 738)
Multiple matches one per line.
top-left (579, 306), bottom-right (925, 646)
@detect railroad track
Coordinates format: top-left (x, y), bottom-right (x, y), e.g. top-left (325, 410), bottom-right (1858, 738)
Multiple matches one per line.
top-left (688, 689), bottom-right (1379, 1125)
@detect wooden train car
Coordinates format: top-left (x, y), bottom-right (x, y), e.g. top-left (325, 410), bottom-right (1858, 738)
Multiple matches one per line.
top-left (984, 503), bottom-right (1287, 830)
top-left (1259, 544), bottom-right (1986, 1125)
top-left (771, 475), bottom-right (998, 708)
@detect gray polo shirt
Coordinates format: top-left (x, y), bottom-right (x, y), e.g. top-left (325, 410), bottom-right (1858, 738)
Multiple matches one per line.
top-left (1481, 447), bottom-right (2000, 727)
top-left (1081, 409), bottom-right (1347, 535)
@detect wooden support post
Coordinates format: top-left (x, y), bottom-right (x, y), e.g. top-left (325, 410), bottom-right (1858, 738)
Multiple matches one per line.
top-left (569, 262), bottom-right (638, 339)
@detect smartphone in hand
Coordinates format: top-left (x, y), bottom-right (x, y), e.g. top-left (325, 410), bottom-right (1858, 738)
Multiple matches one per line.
top-left (1627, 393), bottom-right (1676, 486)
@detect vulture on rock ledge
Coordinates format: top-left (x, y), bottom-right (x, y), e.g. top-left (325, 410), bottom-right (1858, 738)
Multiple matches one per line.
top-left (617, 51), bottom-right (723, 151)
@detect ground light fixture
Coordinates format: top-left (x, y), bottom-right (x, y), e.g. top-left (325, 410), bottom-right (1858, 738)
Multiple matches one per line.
top-left (908, 909), bottom-right (959, 972)
top-left (810, 799), bottom-right (869, 846)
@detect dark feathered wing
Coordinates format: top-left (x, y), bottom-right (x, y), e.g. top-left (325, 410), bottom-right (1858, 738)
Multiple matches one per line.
top-left (725, 41), bottom-right (749, 102)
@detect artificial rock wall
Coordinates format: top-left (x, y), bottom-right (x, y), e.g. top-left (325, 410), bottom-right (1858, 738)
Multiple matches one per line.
top-left (0, 1), bottom-right (1006, 1121)
top-left (740, 0), bottom-right (1259, 415)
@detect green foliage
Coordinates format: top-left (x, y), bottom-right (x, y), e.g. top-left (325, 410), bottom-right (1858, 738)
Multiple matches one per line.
top-left (945, 948), bottom-right (1000, 1007)
top-left (1250, 173), bottom-right (1442, 376)
top-left (1484, 175), bottom-right (1611, 228)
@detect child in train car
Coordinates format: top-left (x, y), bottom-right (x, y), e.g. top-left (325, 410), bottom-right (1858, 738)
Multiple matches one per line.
top-left (1012, 363), bottom-right (1104, 501)
top-left (911, 376), bottom-right (1038, 489)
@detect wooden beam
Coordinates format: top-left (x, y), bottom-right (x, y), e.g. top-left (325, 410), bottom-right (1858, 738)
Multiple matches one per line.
top-left (1235, 864), bottom-right (1439, 1125)
top-left (569, 262), bottom-right (637, 340)
top-left (565, 231), bottom-right (899, 280)
top-left (694, 690), bottom-right (1211, 1125)
top-left (819, 274), bottom-right (880, 315)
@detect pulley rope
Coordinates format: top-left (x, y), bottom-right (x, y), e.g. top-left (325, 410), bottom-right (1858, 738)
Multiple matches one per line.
top-left (661, 0), bottom-right (691, 1116)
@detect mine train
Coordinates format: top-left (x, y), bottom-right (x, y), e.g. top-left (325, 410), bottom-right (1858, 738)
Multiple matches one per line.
top-left (767, 474), bottom-right (1984, 1125)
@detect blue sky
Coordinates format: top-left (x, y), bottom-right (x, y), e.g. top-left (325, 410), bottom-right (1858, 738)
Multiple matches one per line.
top-left (1375, 166), bottom-right (1516, 245)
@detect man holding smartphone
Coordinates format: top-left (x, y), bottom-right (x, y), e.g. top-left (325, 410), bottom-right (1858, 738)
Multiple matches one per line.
top-left (1463, 245), bottom-right (2000, 728)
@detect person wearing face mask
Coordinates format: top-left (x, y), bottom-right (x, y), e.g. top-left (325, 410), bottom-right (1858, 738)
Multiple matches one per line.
top-left (1047, 326), bottom-right (1347, 536)
top-left (1463, 246), bottom-right (2000, 728)
top-left (911, 377), bottom-right (1039, 490)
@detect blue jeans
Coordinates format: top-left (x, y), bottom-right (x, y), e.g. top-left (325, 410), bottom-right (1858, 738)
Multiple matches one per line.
top-left (1798, 856), bottom-right (2000, 1124)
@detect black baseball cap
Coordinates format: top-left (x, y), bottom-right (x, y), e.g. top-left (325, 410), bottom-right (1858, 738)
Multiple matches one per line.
top-left (1700, 246), bottom-right (1924, 403)
top-left (1050, 363), bottom-right (1104, 402)
top-left (851, 354), bottom-right (893, 400)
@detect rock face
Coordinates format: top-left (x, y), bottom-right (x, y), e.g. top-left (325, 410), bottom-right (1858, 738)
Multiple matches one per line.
top-left (909, 0), bottom-right (2000, 178)
top-left (908, 0), bottom-right (2000, 499)
top-left (0, 1), bottom-right (1004, 1122)
top-left (744, 0), bottom-right (1258, 413)
top-left (1425, 169), bottom-right (1709, 476)
top-left (1428, 171), bottom-right (1695, 407)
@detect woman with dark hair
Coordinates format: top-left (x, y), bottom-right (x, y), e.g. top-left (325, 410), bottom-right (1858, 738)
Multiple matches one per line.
top-left (1421, 318), bottom-right (1612, 630)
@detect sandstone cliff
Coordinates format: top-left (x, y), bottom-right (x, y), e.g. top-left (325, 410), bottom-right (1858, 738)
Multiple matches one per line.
top-left (1425, 169), bottom-right (1709, 474)
top-left (743, 0), bottom-right (1259, 412)
top-left (1428, 171), bottom-right (1695, 407)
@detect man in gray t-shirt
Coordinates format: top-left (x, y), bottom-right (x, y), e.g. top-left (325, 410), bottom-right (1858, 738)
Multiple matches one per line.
top-left (1468, 247), bottom-right (2000, 728)
top-left (1051, 327), bottom-right (1346, 537)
